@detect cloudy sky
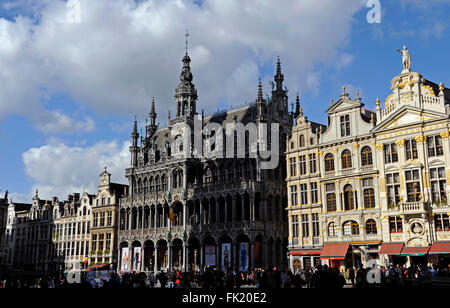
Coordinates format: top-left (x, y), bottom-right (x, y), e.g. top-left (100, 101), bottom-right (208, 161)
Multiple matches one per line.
top-left (0, 0), bottom-right (449, 202)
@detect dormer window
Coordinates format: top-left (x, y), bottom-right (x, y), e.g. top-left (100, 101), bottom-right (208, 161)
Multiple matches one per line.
top-left (340, 114), bottom-right (350, 137)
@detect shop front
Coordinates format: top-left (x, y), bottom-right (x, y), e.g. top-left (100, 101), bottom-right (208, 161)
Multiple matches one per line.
top-left (429, 241), bottom-right (450, 267)
top-left (320, 243), bottom-right (350, 269)
top-left (400, 246), bottom-right (431, 266)
top-left (290, 250), bottom-right (322, 272)
top-left (379, 243), bottom-right (405, 267)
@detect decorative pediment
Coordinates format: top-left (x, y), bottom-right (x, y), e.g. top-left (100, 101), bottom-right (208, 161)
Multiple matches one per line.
top-left (401, 159), bottom-right (423, 169)
top-left (326, 98), bottom-right (362, 114)
top-left (428, 159), bottom-right (446, 167)
top-left (385, 165), bottom-right (399, 172)
top-left (374, 106), bottom-right (446, 132)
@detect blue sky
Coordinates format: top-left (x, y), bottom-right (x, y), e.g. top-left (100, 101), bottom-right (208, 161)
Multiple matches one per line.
top-left (0, 0), bottom-right (449, 202)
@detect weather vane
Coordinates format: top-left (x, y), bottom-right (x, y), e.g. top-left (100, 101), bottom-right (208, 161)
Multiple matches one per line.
top-left (185, 29), bottom-right (189, 54)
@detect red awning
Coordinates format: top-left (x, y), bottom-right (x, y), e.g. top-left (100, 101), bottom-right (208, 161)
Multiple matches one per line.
top-left (320, 244), bottom-right (349, 260)
top-left (400, 246), bottom-right (430, 256)
top-left (290, 250), bottom-right (322, 256)
top-left (379, 243), bottom-right (404, 255)
top-left (429, 242), bottom-right (450, 255)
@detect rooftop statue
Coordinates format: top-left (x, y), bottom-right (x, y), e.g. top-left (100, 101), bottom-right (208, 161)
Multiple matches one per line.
top-left (396, 45), bottom-right (411, 73)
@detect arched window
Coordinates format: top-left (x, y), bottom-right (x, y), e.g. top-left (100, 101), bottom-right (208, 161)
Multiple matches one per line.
top-left (361, 146), bottom-right (373, 167)
top-left (341, 150), bottom-right (352, 169)
top-left (299, 135), bottom-right (305, 148)
top-left (344, 185), bottom-right (355, 211)
top-left (205, 167), bottom-right (212, 185)
top-left (328, 222), bottom-right (337, 237)
top-left (310, 138), bottom-right (314, 146)
top-left (343, 221), bottom-right (359, 235)
top-left (366, 219), bottom-right (377, 234)
top-left (291, 142), bottom-right (295, 150)
top-left (155, 175), bottom-right (160, 192)
top-left (325, 154), bottom-right (335, 172)
top-left (162, 174), bottom-right (167, 192)
top-left (149, 176), bottom-right (154, 193)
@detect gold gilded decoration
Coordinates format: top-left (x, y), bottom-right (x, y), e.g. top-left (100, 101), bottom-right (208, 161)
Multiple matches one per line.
top-left (440, 131), bottom-right (450, 139)
top-left (333, 148), bottom-right (339, 153)
top-left (423, 85), bottom-right (436, 97)
top-left (395, 139), bottom-right (405, 147)
top-left (353, 144), bottom-right (360, 149)
top-left (376, 143), bottom-right (385, 151)
top-left (440, 83), bottom-right (445, 92)
top-left (376, 98), bottom-right (380, 108)
top-left (415, 135), bottom-right (427, 143)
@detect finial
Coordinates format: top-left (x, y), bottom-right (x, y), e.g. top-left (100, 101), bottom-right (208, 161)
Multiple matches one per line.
top-left (104, 166), bottom-right (107, 172)
top-left (376, 98), bottom-right (380, 108)
top-left (257, 79), bottom-right (263, 101)
top-left (356, 91), bottom-right (360, 99)
top-left (440, 82), bottom-right (445, 93)
top-left (330, 98), bottom-right (334, 106)
top-left (35, 188), bottom-right (39, 198)
top-left (185, 29), bottom-right (190, 54)
top-left (342, 86), bottom-right (346, 95)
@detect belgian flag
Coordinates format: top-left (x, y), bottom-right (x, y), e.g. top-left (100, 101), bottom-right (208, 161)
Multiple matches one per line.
top-left (165, 196), bottom-right (176, 223)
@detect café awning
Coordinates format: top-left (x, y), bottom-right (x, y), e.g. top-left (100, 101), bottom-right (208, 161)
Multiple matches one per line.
top-left (400, 246), bottom-right (430, 257)
top-left (320, 243), bottom-right (349, 260)
top-left (379, 243), bottom-right (404, 255)
top-left (429, 242), bottom-right (450, 255)
top-left (290, 250), bottom-right (322, 256)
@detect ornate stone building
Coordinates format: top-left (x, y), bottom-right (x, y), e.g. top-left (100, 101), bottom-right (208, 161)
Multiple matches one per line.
top-left (90, 169), bottom-right (128, 269)
top-left (2, 191), bottom-right (56, 273)
top-left (287, 48), bottom-right (450, 271)
top-left (53, 193), bottom-right (92, 272)
top-left (118, 52), bottom-right (290, 273)
top-left (0, 191), bottom-right (9, 268)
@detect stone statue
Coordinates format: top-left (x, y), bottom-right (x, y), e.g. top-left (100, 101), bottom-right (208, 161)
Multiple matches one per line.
top-left (396, 46), bottom-right (411, 73)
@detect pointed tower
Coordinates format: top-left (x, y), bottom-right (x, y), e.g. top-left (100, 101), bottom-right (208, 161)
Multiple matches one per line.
top-left (255, 79), bottom-right (267, 122)
top-left (146, 97), bottom-right (158, 138)
top-left (294, 92), bottom-right (302, 118)
top-left (175, 34), bottom-right (198, 120)
top-left (271, 57), bottom-right (289, 115)
top-left (130, 118), bottom-right (139, 167)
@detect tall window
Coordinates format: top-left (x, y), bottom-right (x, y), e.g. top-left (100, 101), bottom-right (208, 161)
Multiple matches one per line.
top-left (343, 185), bottom-right (355, 211)
top-left (361, 147), bottom-right (373, 167)
top-left (385, 143), bottom-right (398, 164)
top-left (309, 154), bottom-right (317, 173)
top-left (299, 155), bottom-right (307, 175)
top-left (100, 212), bottom-right (105, 227)
top-left (435, 214), bottom-right (450, 232)
top-left (98, 233), bottom-right (104, 251)
top-left (162, 175), bottom-right (168, 191)
top-left (299, 135), bottom-right (305, 148)
top-left (405, 139), bottom-right (418, 160)
top-left (386, 173), bottom-right (401, 206)
top-left (302, 214), bottom-right (310, 238)
top-left (93, 213), bottom-right (98, 228)
top-left (92, 234), bottom-right (97, 251)
top-left (289, 158), bottom-right (297, 177)
top-left (290, 185), bottom-right (298, 206)
top-left (292, 215), bottom-right (300, 238)
top-left (300, 184), bottom-right (308, 205)
top-left (310, 182), bottom-right (318, 204)
top-left (431, 167), bottom-right (447, 203)
top-left (325, 154), bottom-right (335, 172)
top-left (155, 175), bottom-right (161, 192)
top-left (340, 114), bottom-right (351, 137)
top-left (312, 213), bottom-right (320, 237)
top-left (341, 150), bottom-right (352, 169)
top-left (405, 169), bottom-right (421, 202)
top-left (389, 216), bottom-right (403, 233)
top-left (326, 183), bottom-right (336, 212)
top-left (106, 233), bottom-right (111, 251)
top-left (328, 222), bottom-right (337, 237)
top-left (363, 178), bottom-right (375, 209)
top-left (366, 219), bottom-right (377, 235)
top-left (427, 135), bottom-right (443, 157)
top-left (107, 211), bottom-right (112, 226)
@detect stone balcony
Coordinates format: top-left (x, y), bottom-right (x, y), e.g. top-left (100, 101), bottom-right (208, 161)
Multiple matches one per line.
top-left (388, 202), bottom-right (426, 214)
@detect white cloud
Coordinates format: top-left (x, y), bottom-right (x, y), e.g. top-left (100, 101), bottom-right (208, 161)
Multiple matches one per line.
top-left (334, 53), bottom-right (355, 70)
top-left (32, 110), bottom-right (96, 134)
top-left (22, 139), bottom-right (130, 200)
top-left (0, 0), bottom-right (364, 126)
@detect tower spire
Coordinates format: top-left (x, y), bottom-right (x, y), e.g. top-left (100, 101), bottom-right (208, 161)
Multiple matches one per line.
top-left (257, 79), bottom-right (264, 102)
top-left (149, 97), bottom-right (157, 127)
top-left (185, 29), bottom-right (189, 55)
top-left (295, 92), bottom-right (302, 117)
top-left (274, 56), bottom-right (284, 91)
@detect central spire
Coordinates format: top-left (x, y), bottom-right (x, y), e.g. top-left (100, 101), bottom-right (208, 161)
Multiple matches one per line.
top-left (175, 31), bottom-right (197, 119)
top-left (275, 56), bottom-right (284, 91)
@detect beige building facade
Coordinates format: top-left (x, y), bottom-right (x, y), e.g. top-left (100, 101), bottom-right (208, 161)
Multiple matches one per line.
top-left (287, 49), bottom-right (450, 272)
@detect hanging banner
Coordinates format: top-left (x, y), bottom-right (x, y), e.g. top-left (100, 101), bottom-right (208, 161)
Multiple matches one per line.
top-left (133, 247), bottom-right (142, 272)
top-left (239, 243), bottom-right (249, 272)
top-left (121, 247), bottom-right (130, 272)
top-left (221, 243), bottom-right (231, 270)
top-left (205, 245), bottom-right (216, 266)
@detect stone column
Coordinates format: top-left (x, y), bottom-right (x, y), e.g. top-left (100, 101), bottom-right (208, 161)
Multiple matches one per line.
top-left (234, 242), bottom-right (239, 272)
top-left (250, 242), bottom-right (255, 271)
top-left (200, 244), bottom-right (204, 274)
top-left (154, 245), bottom-right (158, 273)
top-left (336, 181), bottom-right (343, 212)
top-left (232, 195), bottom-right (236, 224)
top-left (168, 243), bottom-right (172, 271)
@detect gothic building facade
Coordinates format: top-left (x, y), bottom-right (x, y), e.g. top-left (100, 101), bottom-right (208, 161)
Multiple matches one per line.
top-left (118, 53), bottom-right (291, 273)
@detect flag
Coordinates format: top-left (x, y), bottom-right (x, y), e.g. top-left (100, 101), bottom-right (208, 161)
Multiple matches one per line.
top-left (168, 206), bottom-right (176, 223)
top-left (165, 196), bottom-right (176, 223)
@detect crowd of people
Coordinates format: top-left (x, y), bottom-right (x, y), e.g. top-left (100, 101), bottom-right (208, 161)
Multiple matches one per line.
top-left (1, 263), bottom-right (450, 288)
